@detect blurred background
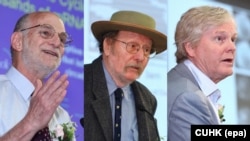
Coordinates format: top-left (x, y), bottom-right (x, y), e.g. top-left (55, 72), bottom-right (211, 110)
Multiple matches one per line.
top-left (1, 0), bottom-right (250, 140)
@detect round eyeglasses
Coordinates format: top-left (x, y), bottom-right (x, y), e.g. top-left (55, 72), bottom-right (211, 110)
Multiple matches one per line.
top-left (20, 24), bottom-right (73, 47)
top-left (112, 38), bottom-right (156, 58)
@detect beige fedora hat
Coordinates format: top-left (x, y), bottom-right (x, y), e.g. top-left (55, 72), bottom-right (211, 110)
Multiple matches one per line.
top-left (91, 10), bottom-right (167, 54)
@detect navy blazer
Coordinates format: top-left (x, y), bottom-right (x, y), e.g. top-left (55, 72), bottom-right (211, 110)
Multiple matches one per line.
top-left (167, 62), bottom-right (219, 141)
top-left (84, 56), bottom-right (159, 141)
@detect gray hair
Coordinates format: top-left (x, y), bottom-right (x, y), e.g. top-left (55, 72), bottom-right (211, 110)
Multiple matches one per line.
top-left (174, 6), bottom-right (235, 63)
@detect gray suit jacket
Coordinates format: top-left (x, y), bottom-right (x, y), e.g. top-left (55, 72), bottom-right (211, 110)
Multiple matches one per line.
top-left (84, 56), bottom-right (159, 141)
top-left (167, 62), bottom-right (219, 141)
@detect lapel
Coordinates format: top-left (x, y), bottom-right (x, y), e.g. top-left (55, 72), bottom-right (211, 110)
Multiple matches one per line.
top-left (174, 62), bottom-right (220, 124)
top-left (175, 62), bottom-right (199, 87)
top-left (91, 56), bottom-right (113, 141)
top-left (131, 82), bottom-right (158, 141)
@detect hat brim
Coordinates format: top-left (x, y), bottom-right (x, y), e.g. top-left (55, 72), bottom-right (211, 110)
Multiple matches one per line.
top-left (91, 21), bottom-right (167, 54)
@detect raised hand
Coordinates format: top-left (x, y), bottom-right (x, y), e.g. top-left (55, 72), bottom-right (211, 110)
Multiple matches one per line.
top-left (27, 71), bottom-right (69, 130)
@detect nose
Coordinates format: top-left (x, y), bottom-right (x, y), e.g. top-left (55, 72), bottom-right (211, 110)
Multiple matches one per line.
top-left (50, 33), bottom-right (62, 48)
top-left (134, 47), bottom-right (146, 61)
top-left (228, 40), bottom-right (236, 53)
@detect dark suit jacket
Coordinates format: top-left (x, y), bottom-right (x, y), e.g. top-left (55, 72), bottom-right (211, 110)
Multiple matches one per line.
top-left (167, 62), bottom-right (219, 141)
top-left (84, 56), bottom-right (159, 141)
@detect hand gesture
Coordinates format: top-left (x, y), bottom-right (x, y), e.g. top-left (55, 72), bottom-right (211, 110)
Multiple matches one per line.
top-left (26, 71), bottom-right (69, 130)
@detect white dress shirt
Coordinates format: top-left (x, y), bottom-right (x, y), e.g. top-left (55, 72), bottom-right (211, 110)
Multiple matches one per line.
top-left (184, 60), bottom-right (221, 123)
top-left (0, 66), bottom-right (75, 140)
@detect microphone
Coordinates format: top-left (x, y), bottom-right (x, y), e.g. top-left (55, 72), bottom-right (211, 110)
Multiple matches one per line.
top-left (80, 117), bottom-right (84, 128)
top-left (138, 106), bottom-right (160, 141)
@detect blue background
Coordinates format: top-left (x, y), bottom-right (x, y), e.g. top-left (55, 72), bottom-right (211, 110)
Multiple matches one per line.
top-left (0, 0), bottom-right (83, 140)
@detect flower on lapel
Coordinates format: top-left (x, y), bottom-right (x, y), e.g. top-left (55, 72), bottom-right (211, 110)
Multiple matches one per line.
top-left (50, 121), bottom-right (77, 141)
top-left (218, 104), bottom-right (225, 123)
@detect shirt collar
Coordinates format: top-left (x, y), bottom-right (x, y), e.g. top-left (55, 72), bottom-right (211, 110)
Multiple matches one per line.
top-left (184, 59), bottom-right (218, 97)
top-left (6, 66), bottom-right (35, 101)
top-left (102, 61), bottom-right (130, 95)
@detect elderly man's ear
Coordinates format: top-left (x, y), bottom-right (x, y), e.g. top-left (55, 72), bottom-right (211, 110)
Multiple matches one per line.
top-left (184, 42), bottom-right (195, 58)
top-left (11, 32), bottom-right (23, 51)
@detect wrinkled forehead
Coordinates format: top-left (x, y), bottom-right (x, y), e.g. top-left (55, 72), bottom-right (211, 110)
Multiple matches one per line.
top-left (28, 12), bottom-right (66, 32)
top-left (118, 30), bottom-right (152, 43)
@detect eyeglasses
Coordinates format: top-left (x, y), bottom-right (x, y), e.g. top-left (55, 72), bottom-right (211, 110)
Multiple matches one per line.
top-left (112, 38), bottom-right (156, 58)
top-left (20, 24), bottom-right (73, 47)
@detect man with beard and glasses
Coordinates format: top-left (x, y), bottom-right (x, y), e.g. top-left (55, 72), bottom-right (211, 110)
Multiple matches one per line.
top-left (0, 11), bottom-right (75, 141)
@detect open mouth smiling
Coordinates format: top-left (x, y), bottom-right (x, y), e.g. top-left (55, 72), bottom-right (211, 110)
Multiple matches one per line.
top-left (43, 49), bottom-right (59, 57)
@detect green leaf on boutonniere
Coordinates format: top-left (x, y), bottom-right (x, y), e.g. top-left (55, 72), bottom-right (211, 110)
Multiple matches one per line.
top-left (61, 122), bottom-right (77, 141)
top-left (218, 104), bottom-right (225, 123)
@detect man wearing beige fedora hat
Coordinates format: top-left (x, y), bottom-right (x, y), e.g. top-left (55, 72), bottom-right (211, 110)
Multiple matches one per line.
top-left (84, 10), bottom-right (167, 141)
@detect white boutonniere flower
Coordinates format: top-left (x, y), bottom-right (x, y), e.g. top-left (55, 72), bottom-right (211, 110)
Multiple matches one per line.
top-left (51, 121), bottom-right (77, 141)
